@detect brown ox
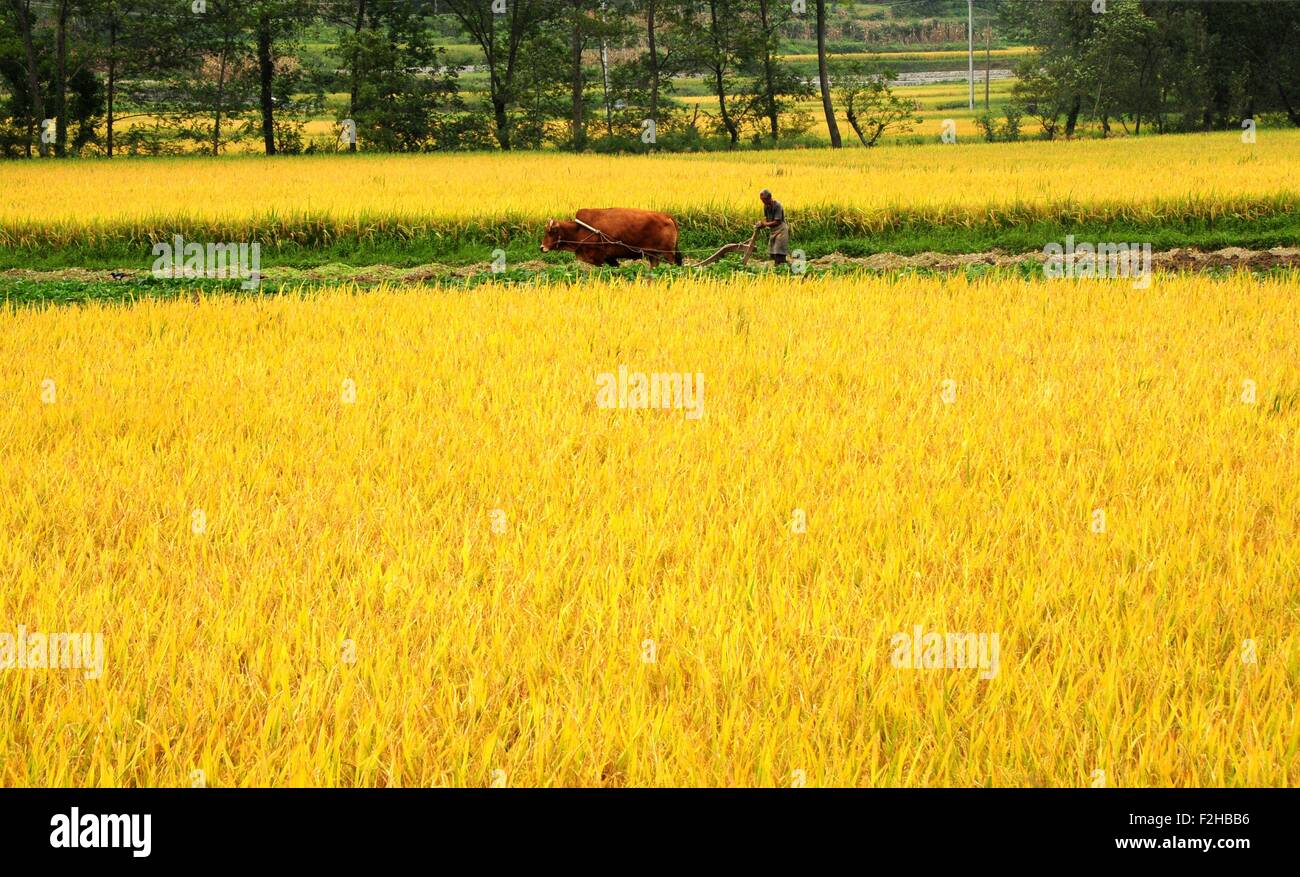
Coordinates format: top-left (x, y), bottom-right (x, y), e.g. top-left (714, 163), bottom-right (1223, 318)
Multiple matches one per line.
top-left (540, 208), bottom-right (682, 268)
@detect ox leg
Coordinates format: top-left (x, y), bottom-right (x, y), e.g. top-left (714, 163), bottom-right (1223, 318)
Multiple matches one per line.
top-left (605, 257), bottom-right (620, 268)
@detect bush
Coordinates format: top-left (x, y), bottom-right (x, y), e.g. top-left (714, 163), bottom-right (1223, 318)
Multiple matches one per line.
top-left (976, 105), bottom-right (1023, 142)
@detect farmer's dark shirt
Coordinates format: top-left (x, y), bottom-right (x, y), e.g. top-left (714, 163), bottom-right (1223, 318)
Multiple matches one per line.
top-left (764, 200), bottom-right (785, 223)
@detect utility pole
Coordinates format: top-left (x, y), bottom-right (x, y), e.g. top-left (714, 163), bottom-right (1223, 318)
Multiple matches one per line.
top-left (967, 0), bottom-right (975, 111)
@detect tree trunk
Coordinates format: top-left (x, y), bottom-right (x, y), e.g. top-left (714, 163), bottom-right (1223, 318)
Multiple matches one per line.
top-left (492, 95), bottom-right (512, 150)
top-left (759, 0), bottom-right (778, 141)
top-left (1135, 44), bottom-right (1155, 137)
top-left (9, 0), bottom-right (47, 156)
top-left (713, 64), bottom-right (737, 144)
top-left (348, 0), bottom-right (367, 153)
top-left (213, 46), bottom-right (228, 156)
top-left (445, 0), bottom-right (541, 151)
top-left (1065, 94), bottom-right (1081, 138)
top-left (599, 7), bottom-right (612, 138)
top-left (707, 1), bottom-right (737, 145)
top-left (647, 0), bottom-right (658, 123)
top-left (1277, 82), bottom-right (1300, 127)
top-left (258, 18), bottom-right (277, 155)
top-left (845, 107), bottom-right (868, 146)
top-left (107, 18), bottom-right (117, 158)
top-left (54, 0), bottom-right (69, 156)
top-left (571, 1), bottom-right (585, 150)
top-left (815, 0), bottom-right (841, 148)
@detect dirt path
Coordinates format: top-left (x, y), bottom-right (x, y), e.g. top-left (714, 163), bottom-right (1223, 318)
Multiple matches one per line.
top-left (6, 247), bottom-right (1299, 284)
top-left (807, 246), bottom-right (1300, 272)
top-left (0, 260), bottom-right (553, 284)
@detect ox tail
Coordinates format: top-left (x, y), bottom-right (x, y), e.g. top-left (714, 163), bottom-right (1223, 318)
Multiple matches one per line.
top-left (673, 249), bottom-right (683, 266)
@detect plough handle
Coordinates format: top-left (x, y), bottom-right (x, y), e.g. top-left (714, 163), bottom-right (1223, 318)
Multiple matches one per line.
top-left (741, 227), bottom-right (760, 267)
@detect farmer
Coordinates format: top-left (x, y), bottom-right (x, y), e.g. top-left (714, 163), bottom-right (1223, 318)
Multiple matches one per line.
top-left (755, 189), bottom-right (789, 268)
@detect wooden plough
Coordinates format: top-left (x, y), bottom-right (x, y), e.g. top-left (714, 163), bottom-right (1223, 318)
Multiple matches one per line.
top-left (692, 227), bottom-right (761, 268)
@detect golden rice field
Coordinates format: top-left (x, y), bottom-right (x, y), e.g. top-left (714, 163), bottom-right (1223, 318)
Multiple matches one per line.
top-left (780, 46), bottom-right (1036, 63)
top-left (678, 77), bottom-right (1023, 141)
top-left (3, 271), bottom-right (1298, 786)
top-left (0, 130), bottom-right (1293, 244)
top-left (98, 66), bottom-right (1023, 156)
top-left (778, 91), bottom-right (1031, 143)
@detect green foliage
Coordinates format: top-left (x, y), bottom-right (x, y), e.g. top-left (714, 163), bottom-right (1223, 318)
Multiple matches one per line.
top-left (834, 60), bottom-right (921, 147)
top-left (975, 104), bottom-right (1022, 142)
top-left (1001, 0), bottom-right (1300, 136)
top-left (3, 0), bottom-right (1300, 160)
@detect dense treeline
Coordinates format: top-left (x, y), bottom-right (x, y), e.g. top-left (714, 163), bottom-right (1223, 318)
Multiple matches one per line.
top-left (1006, 0), bottom-right (1300, 138)
top-left (2, 0), bottom-right (1299, 157)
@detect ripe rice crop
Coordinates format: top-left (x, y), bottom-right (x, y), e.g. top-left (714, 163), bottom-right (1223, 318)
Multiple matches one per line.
top-left (3, 270), bottom-right (1298, 786)
top-left (779, 46), bottom-right (1037, 63)
top-left (0, 130), bottom-right (1296, 252)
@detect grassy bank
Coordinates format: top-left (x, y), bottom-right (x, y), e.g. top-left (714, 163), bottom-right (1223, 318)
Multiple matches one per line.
top-left (6, 257), bottom-right (1297, 309)
top-left (2, 206), bottom-right (1297, 274)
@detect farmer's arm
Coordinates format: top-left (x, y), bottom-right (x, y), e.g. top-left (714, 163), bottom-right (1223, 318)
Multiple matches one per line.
top-left (755, 201), bottom-right (785, 229)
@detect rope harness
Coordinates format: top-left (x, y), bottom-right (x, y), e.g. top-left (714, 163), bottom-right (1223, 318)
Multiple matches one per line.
top-left (554, 218), bottom-right (676, 258)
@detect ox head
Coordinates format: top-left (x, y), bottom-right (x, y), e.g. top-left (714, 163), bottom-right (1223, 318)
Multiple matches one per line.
top-left (540, 219), bottom-right (561, 253)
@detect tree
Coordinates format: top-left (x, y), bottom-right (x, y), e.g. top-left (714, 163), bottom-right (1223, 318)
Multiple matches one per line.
top-left (675, 0), bottom-right (742, 145)
top-left (221, 0), bottom-right (319, 155)
top-left (1077, 0), bottom-right (1154, 136)
top-left (167, 0), bottom-right (259, 155)
top-left (343, 0), bottom-right (369, 152)
top-left (5, 0), bottom-right (49, 156)
top-left (1201, 0), bottom-right (1300, 128)
top-left (89, 0), bottom-right (127, 157)
top-left (1010, 60), bottom-right (1072, 139)
top-left (618, 0), bottom-right (680, 143)
top-left (52, 0), bottom-right (69, 156)
top-left (89, 0), bottom-right (203, 157)
top-left (745, 0), bottom-right (810, 142)
top-left (1002, 0), bottom-right (1300, 137)
top-left (836, 60), bottom-right (920, 147)
top-left (338, 3), bottom-right (469, 151)
top-left (1, 0), bottom-right (108, 157)
top-left (443, 0), bottom-right (556, 150)
top-left (642, 0), bottom-right (662, 124)
top-left (814, 0), bottom-right (840, 148)
top-left (1001, 0), bottom-right (1099, 137)
top-left (567, 0), bottom-right (591, 150)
